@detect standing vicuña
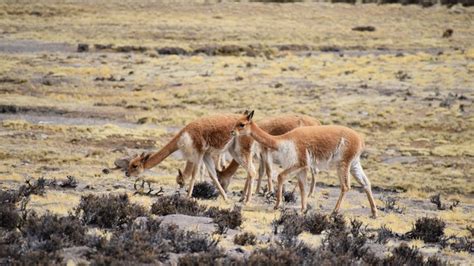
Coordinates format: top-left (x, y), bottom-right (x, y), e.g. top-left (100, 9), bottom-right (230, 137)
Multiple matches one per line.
top-left (231, 111), bottom-right (377, 218)
top-left (217, 113), bottom-right (320, 203)
top-left (126, 114), bottom-right (240, 201)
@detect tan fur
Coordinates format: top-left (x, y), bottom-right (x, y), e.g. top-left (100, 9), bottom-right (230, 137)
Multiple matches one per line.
top-left (217, 114), bottom-right (320, 202)
top-left (232, 111), bottom-right (377, 218)
top-left (127, 114), bottom-right (240, 201)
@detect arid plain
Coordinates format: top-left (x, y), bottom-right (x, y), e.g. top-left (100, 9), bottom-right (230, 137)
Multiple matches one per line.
top-left (0, 1), bottom-right (473, 264)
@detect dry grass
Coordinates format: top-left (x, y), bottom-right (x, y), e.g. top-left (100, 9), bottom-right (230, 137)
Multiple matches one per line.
top-left (0, 1), bottom-right (472, 263)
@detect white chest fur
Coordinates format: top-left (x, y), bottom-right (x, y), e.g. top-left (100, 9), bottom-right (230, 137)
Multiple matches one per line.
top-left (272, 140), bottom-right (298, 169)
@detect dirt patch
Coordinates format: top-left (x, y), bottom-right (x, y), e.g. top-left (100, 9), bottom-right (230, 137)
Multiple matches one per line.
top-left (275, 44), bottom-right (313, 51)
top-left (0, 40), bottom-right (75, 54)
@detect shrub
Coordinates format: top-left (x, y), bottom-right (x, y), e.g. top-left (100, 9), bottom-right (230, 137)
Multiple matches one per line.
top-left (191, 181), bottom-right (218, 199)
top-left (23, 211), bottom-right (86, 252)
top-left (178, 250), bottom-right (243, 266)
top-left (89, 224), bottom-right (167, 264)
top-left (58, 175), bottom-right (78, 188)
top-left (75, 194), bottom-right (147, 228)
top-left (0, 189), bottom-right (22, 204)
top-left (430, 193), bottom-right (459, 211)
top-left (207, 205), bottom-right (243, 231)
top-left (88, 221), bottom-right (218, 264)
top-left (272, 209), bottom-right (305, 241)
top-left (0, 203), bottom-right (20, 229)
top-left (150, 194), bottom-right (206, 216)
top-left (405, 217), bottom-right (445, 243)
top-left (305, 212), bottom-right (331, 235)
top-left (272, 209), bottom-right (337, 242)
top-left (283, 190), bottom-right (296, 203)
top-left (18, 178), bottom-right (47, 197)
top-left (234, 232), bottom-right (257, 246)
top-left (319, 218), bottom-right (368, 263)
top-left (0, 196), bottom-right (28, 230)
top-left (449, 237), bottom-right (473, 253)
top-left (384, 243), bottom-right (443, 265)
top-left (248, 245), bottom-right (302, 265)
top-left (378, 196), bottom-right (405, 214)
top-left (0, 230), bottom-right (22, 262)
top-left (1, 210), bottom-right (85, 265)
top-left (377, 225), bottom-right (399, 244)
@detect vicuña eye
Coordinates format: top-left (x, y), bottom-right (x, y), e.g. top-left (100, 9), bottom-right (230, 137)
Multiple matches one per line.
top-left (239, 123), bottom-right (245, 128)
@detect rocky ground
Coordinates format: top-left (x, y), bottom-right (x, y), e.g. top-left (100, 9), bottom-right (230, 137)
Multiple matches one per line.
top-left (0, 1), bottom-right (473, 265)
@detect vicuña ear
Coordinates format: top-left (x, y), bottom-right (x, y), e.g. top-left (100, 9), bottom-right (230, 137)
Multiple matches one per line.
top-left (243, 110), bottom-right (249, 115)
top-left (141, 152), bottom-right (151, 163)
top-left (246, 110), bottom-right (254, 121)
top-left (177, 169), bottom-right (183, 177)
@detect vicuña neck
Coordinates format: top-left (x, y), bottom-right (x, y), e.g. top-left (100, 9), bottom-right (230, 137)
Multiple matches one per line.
top-left (249, 122), bottom-right (279, 150)
top-left (143, 134), bottom-right (180, 169)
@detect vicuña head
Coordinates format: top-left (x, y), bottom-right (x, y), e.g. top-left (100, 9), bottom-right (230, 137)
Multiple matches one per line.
top-left (126, 152), bottom-right (151, 177)
top-left (231, 110), bottom-right (254, 137)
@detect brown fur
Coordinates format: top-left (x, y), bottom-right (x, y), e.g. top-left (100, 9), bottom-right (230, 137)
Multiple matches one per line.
top-left (127, 114), bottom-right (240, 200)
top-left (232, 111), bottom-right (377, 218)
top-left (218, 114), bottom-right (320, 201)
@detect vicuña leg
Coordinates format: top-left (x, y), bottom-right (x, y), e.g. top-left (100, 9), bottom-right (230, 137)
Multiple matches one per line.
top-left (203, 153), bottom-right (228, 201)
top-left (333, 162), bottom-right (350, 214)
top-left (199, 162), bottom-right (205, 181)
top-left (240, 176), bottom-right (250, 202)
top-left (264, 152), bottom-right (274, 193)
top-left (255, 156), bottom-right (265, 194)
top-left (274, 166), bottom-right (304, 210)
top-left (350, 159), bottom-right (378, 218)
top-left (243, 153), bottom-right (257, 203)
top-left (297, 169), bottom-right (308, 212)
top-left (307, 168), bottom-right (317, 197)
top-left (187, 158), bottom-right (201, 197)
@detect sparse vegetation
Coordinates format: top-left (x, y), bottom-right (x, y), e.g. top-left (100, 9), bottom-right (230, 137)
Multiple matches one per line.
top-left (234, 232), bottom-right (257, 246)
top-left (0, 0), bottom-right (472, 264)
top-left (75, 194), bottom-right (147, 228)
top-left (88, 221), bottom-right (218, 264)
top-left (376, 225), bottom-right (400, 244)
top-left (430, 193), bottom-right (460, 211)
top-left (272, 209), bottom-right (340, 243)
top-left (378, 196), bottom-right (405, 214)
top-left (150, 194), bottom-right (206, 216)
top-left (283, 189), bottom-right (297, 203)
top-left (405, 217), bottom-right (446, 243)
top-left (192, 181), bottom-right (219, 199)
top-left (384, 243), bottom-right (444, 266)
top-left (207, 205), bottom-right (243, 231)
